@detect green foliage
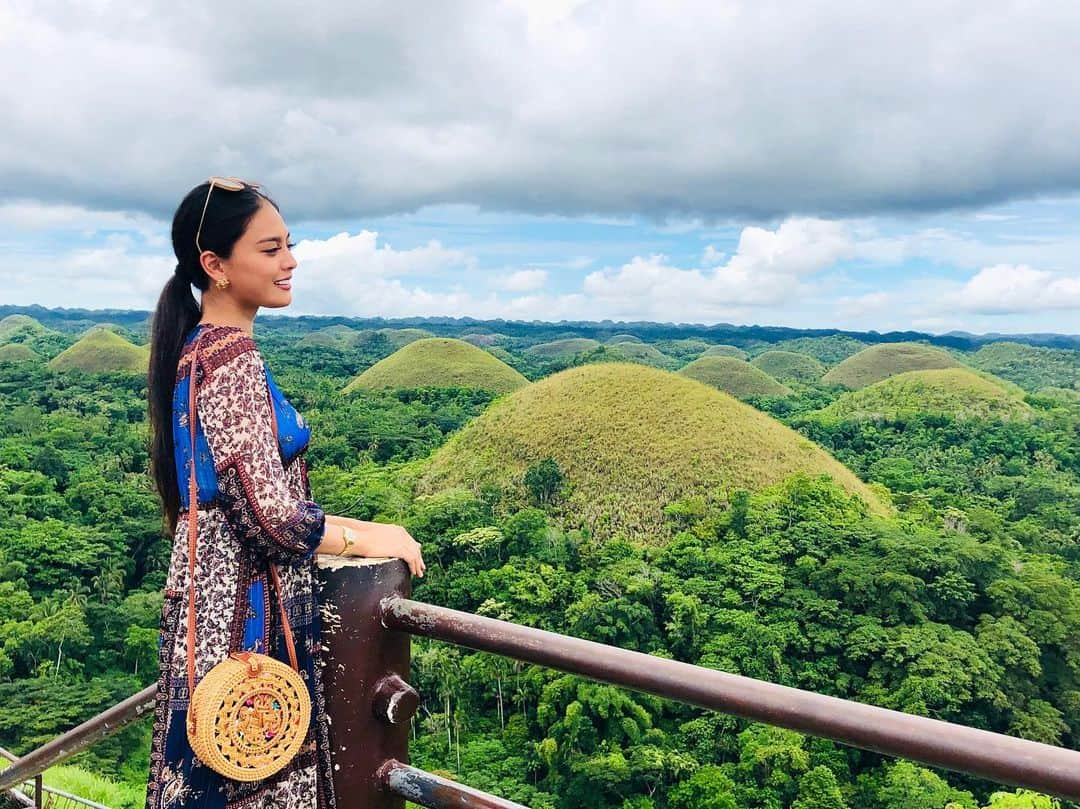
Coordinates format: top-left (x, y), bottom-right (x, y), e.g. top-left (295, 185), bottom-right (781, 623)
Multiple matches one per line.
top-left (524, 458), bottom-right (566, 506)
top-left (968, 341), bottom-right (1080, 392)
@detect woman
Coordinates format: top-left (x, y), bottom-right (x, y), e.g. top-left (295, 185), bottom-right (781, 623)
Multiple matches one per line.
top-left (145, 177), bottom-right (426, 808)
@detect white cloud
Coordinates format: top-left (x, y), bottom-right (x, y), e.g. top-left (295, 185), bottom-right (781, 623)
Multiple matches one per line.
top-left (493, 269), bottom-right (548, 292)
top-left (837, 291), bottom-right (891, 316)
top-left (953, 264), bottom-right (1080, 314)
top-left (8, 2), bottom-right (1080, 220)
top-left (702, 245), bottom-right (725, 266)
top-left (582, 218), bottom-right (855, 320)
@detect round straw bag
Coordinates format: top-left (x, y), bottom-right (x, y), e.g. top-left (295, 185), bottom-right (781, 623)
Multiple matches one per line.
top-left (181, 331), bottom-right (312, 782)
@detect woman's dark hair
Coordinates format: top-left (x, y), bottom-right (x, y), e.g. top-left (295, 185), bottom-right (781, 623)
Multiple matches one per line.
top-left (148, 181), bottom-right (278, 533)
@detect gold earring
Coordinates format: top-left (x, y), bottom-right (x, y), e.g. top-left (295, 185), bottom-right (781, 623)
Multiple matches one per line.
top-left (215, 277), bottom-right (231, 290)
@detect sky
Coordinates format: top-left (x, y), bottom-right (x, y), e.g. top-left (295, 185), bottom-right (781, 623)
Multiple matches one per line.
top-left (2, 0), bottom-right (1080, 335)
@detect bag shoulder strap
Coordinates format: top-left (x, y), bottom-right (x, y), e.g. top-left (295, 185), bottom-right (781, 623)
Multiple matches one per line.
top-left (184, 331), bottom-right (300, 709)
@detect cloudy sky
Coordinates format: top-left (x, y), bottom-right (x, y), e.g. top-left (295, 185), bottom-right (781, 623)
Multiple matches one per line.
top-left (3, 0), bottom-right (1080, 334)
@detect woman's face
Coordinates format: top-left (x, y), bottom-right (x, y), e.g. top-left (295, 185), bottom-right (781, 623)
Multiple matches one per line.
top-left (217, 201), bottom-right (297, 310)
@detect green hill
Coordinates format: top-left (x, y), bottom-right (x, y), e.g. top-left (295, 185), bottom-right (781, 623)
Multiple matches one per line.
top-left (606, 342), bottom-right (676, 369)
top-left (605, 333), bottom-right (643, 344)
top-left (0, 314), bottom-right (50, 343)
top-left (298, 325), bottom-right (373, 349)
top-left (822, 342), bottom-right (960, 389)
top-left (750, 351), bottom-right (827, 383)
top-left (379, 328), bottom-right (435, 348)
top-left (967, 341), bottom-right (1080, 392)
top-left (814, 368), bottom-right (1033, 422)
top-left (653, 338), bottom-right (712, 359)
top-left (679, 356), bottom-right (792, 398)
top-left (461, 333), bottom-right (507, 347)
top-left (47, 328), bottom-right (149, 374)
top-left (525, 338), bottom-right (602, 359)
top-left (418, 363), bottom-right (885, 541)
top-left (344, 338), bottom-right (528, 394)
top-left (768, 335), bottom-right (867, 365)
top-left (0, 343), bottom-right (39, 364)
top-left (701, 344), bottom-right (748, 359)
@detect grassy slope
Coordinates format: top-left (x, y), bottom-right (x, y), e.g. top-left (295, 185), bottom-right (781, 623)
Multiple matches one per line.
top-left (750, 350), bottom-right (827, 383)
top-left (767, 335), bottom-right (867, 365)
top-left (47, 329), bottom-right (148, 373)
top-left (814, 368), bottom-right (1033, 422)
top-left (700, 344), bottom-right (748, 359)
top-left (822, 342), bottom-right (960, 388)
top-left (525, 338), bottom-right (602, 358)
top-left (379, 327), bottom-right (436, 348)
top-left (678, 356), bottom-right (792, 398)
top-left (344, 338), bottom-right (529, 393)
top-left (968, 341), bottom-right (1080, 392)
top-left (607, 342), bottom-right (677, 368)
top-left (298, 325), bottom-right (373, 348)
top-left (419, 363), bottom-right (885, 542)
top-left (0, 343), bottom-right (39, 363)
top-left (0, 314), bottom-right (50, 342)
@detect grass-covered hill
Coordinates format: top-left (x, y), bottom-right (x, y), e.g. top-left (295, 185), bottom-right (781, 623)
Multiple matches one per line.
top-left (811, 368), bottom-right (1033, 422)
top-left (821, 342), bottom-right (961, 389)
top-left (967, 341), bottom-right (1080, 392)
top-left (460, 333), bottom-right (507, 347)
top-left (606, 342), bottom-right (677, 369)
top-left (297, 324), bottom-right (373, 349)
top-left (418, 363), bottom-right (885, 540)
top-left (750, 350), bottom-right (827, 384)
top-left (525, 338), bottom-right (602, 359)
top-left (606, 333), bottom-right (643, 344)
top-left (678, 356), bottom-right (792, 398)
top-left (379, 327), bottom-right (435, 348)
top-left (343, 337), bottom-right (529, 394)
top-left (652, 338), bottom-right (713, 359)
top-left (0, 314), bottom-right (49, 342)
top-left (0, 343), bottom-right (39, 364)
top-left (701, 344), bottom-right (748, 359)
top-left (46, 328), bottom-right (149, 374)
top-left (767, 335), bottom-right (867, 365)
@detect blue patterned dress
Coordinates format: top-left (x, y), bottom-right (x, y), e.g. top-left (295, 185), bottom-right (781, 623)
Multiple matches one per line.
top-left (145, 324), bottom-right (338, 809)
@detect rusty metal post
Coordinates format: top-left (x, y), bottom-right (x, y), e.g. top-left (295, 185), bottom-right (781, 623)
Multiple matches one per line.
top-left (317, 555), bottom-right (416, 809)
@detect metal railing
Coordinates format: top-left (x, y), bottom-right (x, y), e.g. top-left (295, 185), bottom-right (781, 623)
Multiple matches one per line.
top-left (2, 556), bottom-right (1078, 809)
top-left (1, 746), bottom-right (113, 809)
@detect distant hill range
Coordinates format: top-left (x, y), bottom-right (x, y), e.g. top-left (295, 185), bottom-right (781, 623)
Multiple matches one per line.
top-left (3, 304), bottom-right (1078, 351)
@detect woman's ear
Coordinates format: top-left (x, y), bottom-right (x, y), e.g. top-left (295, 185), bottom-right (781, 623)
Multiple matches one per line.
top-left (199, 251), bottom-right (226, 284)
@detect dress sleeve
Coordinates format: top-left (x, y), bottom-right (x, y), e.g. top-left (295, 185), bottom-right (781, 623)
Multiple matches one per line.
top-left (196, 341), bottom-right (326, 565)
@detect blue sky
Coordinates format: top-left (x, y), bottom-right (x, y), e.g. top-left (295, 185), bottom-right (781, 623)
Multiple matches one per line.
top-left (3, 1), bottom-right (1080, 335)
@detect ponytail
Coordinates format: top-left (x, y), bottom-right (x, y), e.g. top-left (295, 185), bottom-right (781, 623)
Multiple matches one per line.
top-left (148, 271), bottom-right (202, 533)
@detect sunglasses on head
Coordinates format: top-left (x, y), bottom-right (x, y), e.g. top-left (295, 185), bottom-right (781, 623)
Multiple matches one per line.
top-left (195, 176), bottom-right (261, 254)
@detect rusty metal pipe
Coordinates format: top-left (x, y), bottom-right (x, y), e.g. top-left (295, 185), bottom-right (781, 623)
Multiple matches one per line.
top-left (0, 685), bottom-right (156, 794)
top-left (378, 759), bottom-right (530, 809)
top-left (380, 597), bottom-right (1080, 802)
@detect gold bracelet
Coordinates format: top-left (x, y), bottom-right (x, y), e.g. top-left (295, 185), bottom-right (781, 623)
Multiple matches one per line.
top-left (336, 525), bottom-right (357, 556)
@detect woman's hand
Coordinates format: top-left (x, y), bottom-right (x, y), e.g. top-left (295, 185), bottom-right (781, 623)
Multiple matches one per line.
top-left (361, 522), bottom-right (426, 577)
top-left (325, 516), bottom-right (426, 577)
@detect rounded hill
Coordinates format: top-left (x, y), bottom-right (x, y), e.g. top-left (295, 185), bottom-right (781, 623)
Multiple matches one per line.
top-left (0, 343), bottom-right (39, 364)
top-left (606, 342), bottom-right (676, 368)
top-left (343, 338), bottom-right (528, 394)
top-left (47, 328), bottom-right (149, 374)
top-left (814, 368), bottom-right (1032, 422)
top-left (0, 314), bottom-right (50, 343)
top-left (298, 325), bottom-right (371, 349)
top-left (821, 342), bottom-right (960, 389)
top-left (701, 344), bottom-right (748, 359)
top-left (679, 356), bottom-right (791, 398)
top-left (606, 333), bottom-right (643, 344)
top-left (968, 341), bottom-right (1080, 392)
top-left (751, 351), bottom-right (827, 383)
top-left (525, 338), bottom-right (601, 359)
top-left (418, 363), bottom-right (885, 541)
top-left (379, 328), bottom-right (435, 348)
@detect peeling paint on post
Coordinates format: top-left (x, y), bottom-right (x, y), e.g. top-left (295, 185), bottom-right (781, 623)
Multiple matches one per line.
top-left (317, 555), bottom-right (411, 808)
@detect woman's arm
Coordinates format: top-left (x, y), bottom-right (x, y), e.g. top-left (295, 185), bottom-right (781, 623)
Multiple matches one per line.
top-left (320, 515), bottom-right (426, 577)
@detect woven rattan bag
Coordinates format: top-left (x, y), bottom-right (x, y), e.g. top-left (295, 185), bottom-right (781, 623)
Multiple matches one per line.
top-left (182, 331), bottom-right (312, 782)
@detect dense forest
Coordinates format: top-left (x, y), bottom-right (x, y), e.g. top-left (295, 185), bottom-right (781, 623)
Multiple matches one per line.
top-left (0, 310), bottom-right (1077, 809)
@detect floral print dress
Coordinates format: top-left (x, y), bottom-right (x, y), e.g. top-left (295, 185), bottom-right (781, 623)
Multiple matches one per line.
top-left (145, 324), bottom-right (337, 809)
